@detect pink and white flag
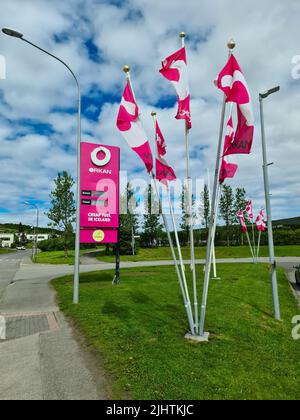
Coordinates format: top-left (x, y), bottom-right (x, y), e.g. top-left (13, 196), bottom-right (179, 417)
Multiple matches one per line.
top-left (155, 120), bottom-right (176, 184)
top-left (155, 120), bottom-right (167, 157)
top-left (216, 54), bottom-right (254, 155)
top-left (245, 200), bottom-right (253, 220)
top-left (237, 211), bottom-right (247, 233)
top-left (256, 210), bottom-right (266, 232)
top-left (159, 47), bottom-right (192, 129)
top-left (219, 157), bottom-right (238, 184)
top-left (223, 116), bottom-right (235, 156)
top-left (117, 82), bottom-right (153, 173)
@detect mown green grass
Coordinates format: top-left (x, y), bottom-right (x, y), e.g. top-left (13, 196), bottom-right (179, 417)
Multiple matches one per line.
top-left (35, 250), bottom-right (89, 265)
top-left (52, 264), bottom-right (300, 400)
top-left (0, 249), bottom-right (14, 254)
top-left (36, 250), bottom-right (76, 265)
top-left (36, 245), bottom-right (300, 265)
top-left (96, 245), bottom-right (300, 262)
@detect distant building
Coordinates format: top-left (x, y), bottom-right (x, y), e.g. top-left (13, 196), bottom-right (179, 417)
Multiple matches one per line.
top-left (15, 233), bottom-right (50, 243)
top-left (0, 233), bottom-right (14, 248)
top-left (26, 234), bottom-right (49, 242)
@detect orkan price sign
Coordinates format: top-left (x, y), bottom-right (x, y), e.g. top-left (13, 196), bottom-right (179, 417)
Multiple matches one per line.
top-left (80, 142), bottom-right (120, 244)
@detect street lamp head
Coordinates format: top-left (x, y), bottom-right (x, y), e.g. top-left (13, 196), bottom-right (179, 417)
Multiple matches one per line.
top-left (259, 86), bottom-right (280, 99)
top-left (2, 28), bottom-right (23, 38)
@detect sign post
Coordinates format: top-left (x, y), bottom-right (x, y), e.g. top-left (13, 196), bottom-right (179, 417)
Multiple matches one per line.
top-left (79, 142), bottom-right (120, 285)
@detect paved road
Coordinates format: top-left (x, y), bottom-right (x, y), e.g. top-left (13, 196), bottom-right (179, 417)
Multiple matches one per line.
top-left (0, 251), bottom-right (108, 400)
top-left (0, 250), bottom-right (29, 302)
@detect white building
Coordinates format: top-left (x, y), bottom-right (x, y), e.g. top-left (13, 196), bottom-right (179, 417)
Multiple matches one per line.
top-left (25, 234), bottom-right (49, 243)
top-left (0, 233), bottom-right (14, 248)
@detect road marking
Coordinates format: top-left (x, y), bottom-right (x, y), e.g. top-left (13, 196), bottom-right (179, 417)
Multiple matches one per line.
top-left (0, 316), bottom-right (6, 340)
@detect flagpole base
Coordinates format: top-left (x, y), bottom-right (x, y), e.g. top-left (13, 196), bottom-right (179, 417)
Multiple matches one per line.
top-left (184, 332), bottom-right (209, 343)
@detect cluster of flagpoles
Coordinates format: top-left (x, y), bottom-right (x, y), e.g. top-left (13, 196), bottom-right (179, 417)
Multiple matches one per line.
top-left (237, 202), bottom-right (266, 262)
top-left (116, 33), bottom-right (281, 340)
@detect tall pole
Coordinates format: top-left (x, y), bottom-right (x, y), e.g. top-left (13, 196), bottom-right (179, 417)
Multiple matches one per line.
top-left (19, 37), bottom-right (81, 304)
top-left (207, 168), bottom-right (218, 279)
top-left (259, 94), bottom-right (281, 320)
top-left (180, 32), bottom-right (198, 332)
top-left (256, 230), bottom-right (262, 259)
top-left (2, 30), bottom-right (82, 303)
top-left (35, 206), bottom-right (39, 262)
top-left (24, 202), bottom-right (39, 261)
top-left (250, 209), bottom-right (257, 263)
top-left (245, 230), bottom-right (255, 260)
top-left (199, 39), bottom-right (236, 337)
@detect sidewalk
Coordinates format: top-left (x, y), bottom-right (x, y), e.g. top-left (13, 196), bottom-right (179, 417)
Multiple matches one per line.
top-left (0, 255), bottom-right (108, 400)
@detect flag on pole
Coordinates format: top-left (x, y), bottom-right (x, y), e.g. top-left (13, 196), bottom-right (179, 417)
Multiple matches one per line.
top-left (219, 157), bottom-right (238, 184)
top-left (223, 116), bottom-right (235, 156)
top-left (117, 81), bottom-right (153, 173)
top-left (219, 117), bottom-right (238, 183)
top-left (155, 120), bottom-right (167, 157)
top-left (216, 54), bottom-right (254, 155)
top-left (159, 47), bottom-right (192, 129)
top-left (155, 120), bottom-right (176, 184)
top-left (245, 200), bottom-right (253, 220)
top-left (256, 210), bottom-right (266, 231)
top-left (237, 211), bottom-right (247, 233)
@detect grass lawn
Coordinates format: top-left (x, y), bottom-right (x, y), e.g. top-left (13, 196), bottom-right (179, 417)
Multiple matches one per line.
top-left (95, 245), bottom-right (300, 263)
top-left (35, 249), bottom-right (103, 265)
top-left (36, 245), bottom-right (300, 265)
top-left (52, 264), bottom-right (300, 400)
top-left (35, 250), bottom-right (88, 265)
top-left (0, 249), bottom-right (14, 255)
top-left (35, 250), bottom-right (76, 265)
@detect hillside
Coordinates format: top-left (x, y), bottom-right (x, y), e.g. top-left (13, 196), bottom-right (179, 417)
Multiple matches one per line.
top-left (0, 223), bottom-right (61, 234)
top-left (273, 217), bottom-right (300, 226)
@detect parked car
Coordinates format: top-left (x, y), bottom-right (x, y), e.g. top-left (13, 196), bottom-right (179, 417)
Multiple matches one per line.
top-left (16, 246), bottom-right (26, 251)
top-left (295, 266), bottom-right (300, 286)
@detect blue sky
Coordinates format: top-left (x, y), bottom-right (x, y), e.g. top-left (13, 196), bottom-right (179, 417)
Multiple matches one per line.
top-left (0, 0), bottom-right (299, 226)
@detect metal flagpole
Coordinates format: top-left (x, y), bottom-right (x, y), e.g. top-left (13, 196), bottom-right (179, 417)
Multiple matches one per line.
top-left (259, 88), bottom-right (281, 320)
top-left (152, 174), bottom-right (195, 334)
top-left (199, 39), bottom-right (236, 338)
top-left (180, 32), bottom-right (198, 333)
top-left (245, 231), bottom-right (255, 260)
top-left (150, 111), bottom-right (195, 334)
top-left (207, 168), bottom-right (218, 279)
top-left (250, 209), bottom-right (257, 262)
top-left (257, 230), bottom-right (262, 259)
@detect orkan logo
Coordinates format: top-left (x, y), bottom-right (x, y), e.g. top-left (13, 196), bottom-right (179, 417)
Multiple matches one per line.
top-left (90, 146), bottom-right (111, 168)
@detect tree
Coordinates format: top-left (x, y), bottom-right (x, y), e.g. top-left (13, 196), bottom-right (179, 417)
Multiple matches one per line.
top-left (46, 171), bottom-right (76, 258)
top-left (119, 183), bottom-right (139, 255)
top-left (234, 187), bottom-right (248, 245)
top-left (219, 184), bottom-right (235, 246)
top-left (200, 184), bottom-right (210, 230)
top-left (180, 184), bottom-right (196, 246)
top-left (141, 184), bottom-right (163, 247)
